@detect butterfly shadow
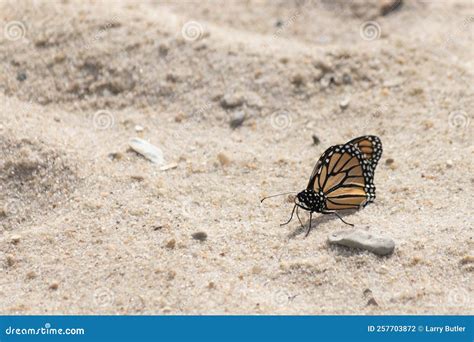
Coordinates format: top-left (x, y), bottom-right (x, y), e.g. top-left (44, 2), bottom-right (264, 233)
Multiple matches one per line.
top-left (287, 210), bottom-right (357, 239)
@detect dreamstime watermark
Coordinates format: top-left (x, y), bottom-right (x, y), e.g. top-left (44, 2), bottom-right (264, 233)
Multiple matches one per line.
top-left (3, 21), bottom-right (26, 41)
top-left (2, 198), bottom-right (20, 217)
top-left (181, 20), bottom-right (204, 41)
top-left (359, 21), bottom-right (381, 41)
top-left (447, 287), bottom-right (471, 307)
top-left (92, 110), bottom-right (115, 130)
top-left (181, 198), bottom-right (206, 219)
top-left (4, 322), bottom-right (85, 336)
top-left (442, 15), bottom-right (473, 50)
top-left (448, 110), bottom-right (470, 130)
top-left (270, 110), bottom-right (292, 130)
top-left (93, 287), bottom-right (115, 307)
top-left (81, 16), bottom-right (120, 50)
top-left (263, 11), bottom-right (301, 48)
top-left (273, 289), bottom-right (291, 306)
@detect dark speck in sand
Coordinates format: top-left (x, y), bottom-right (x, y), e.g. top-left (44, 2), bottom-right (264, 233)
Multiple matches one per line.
top-left (312, 135), bottom-right (320, 145)
top-left (192, 232), bottom-right (208, 241)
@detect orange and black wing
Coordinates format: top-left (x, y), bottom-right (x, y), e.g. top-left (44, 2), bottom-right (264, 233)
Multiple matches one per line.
top-left (307, 143), bottom-right (375, 211)
top-left (346, 135), bottom-right (382, 169)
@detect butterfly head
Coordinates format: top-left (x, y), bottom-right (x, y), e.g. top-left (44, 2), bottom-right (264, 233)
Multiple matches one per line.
top-left (296, 189), bottom-right (323, 212)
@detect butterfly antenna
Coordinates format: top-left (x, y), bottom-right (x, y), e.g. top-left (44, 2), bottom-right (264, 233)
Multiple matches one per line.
top-left (260, 191), bottom-right (297, 203)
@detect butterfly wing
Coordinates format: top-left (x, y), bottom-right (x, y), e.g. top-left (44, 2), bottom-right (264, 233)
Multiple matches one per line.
top-left (346, 135), bottom-right (382, 169)
top-left (307, 143), bottom-right (376, 211)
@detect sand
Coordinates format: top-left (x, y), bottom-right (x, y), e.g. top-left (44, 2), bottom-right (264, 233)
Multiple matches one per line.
top-left (0, 0), bottom-right (473, 314)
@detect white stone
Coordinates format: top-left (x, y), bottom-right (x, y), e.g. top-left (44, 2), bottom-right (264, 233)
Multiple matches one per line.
top-left (328, 229), bottom-right (395, 256)
top-left (129, 138), bottom-right (165, 165)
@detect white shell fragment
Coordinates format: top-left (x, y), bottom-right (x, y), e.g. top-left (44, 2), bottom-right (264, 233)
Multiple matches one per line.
top-left (160, 163), bottom-right (178, 171)
top-left (129, 138), bottom-right (165, 165)
top-left (328, 229), bottom-right (395, 256)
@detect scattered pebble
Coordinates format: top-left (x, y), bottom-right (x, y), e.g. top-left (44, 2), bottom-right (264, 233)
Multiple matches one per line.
top-left (191, 231), bottom-right (207, 241)
top-left (217, 152), bottom-right (231, 167)
top-left (460, 255), bottom-right (474, 265)
top-left (129, 138), bottom-right (165, 165)
top-left (339, 96), bottom-right (350, 110)
top-left (10, 235), bottom-right (21, 245)
top-left (108, 152), bottom-right (123, 161)
top-left (49, 282), bottom-right (59, 290)
top-left (367, 297), bottom-right (379, 306)
top-left (130, 174), bottom-right (145, 181)
top-left (328, 229), bottom-right (395, 256)
top-left (383, 77), bottom-right (404, 88)
top-left (342, 73), bottom-right (352, 84)
top-left (446, 160), bottom-right (453, 168)
top-left (175, 112), bottom-right (186, 122)
top-left (385, 158), bottom-right (394, 165)
top-left (6, 255), bottom-right (15, 267)
top-left (291, 73), bottom-right (305, 86)
top-left (134, 125), bottom-right (144, 132)
top-left (165, 239), bottom-right (176, 249)
top-left (320, 74), bottom-right (332, 88)
top-left (220, 92), bottom-right (244, 109)
top-left (26, 271), bottom-right (37, 280)
top-left (160, 163), bottom-right (178, 171)
top-left (16, 72), bottom-right (27, 82)
top-left (380, 0), bottom-right (403, 16)
top-left (229, 111), bottom-right (246, 129)
top-left (312, 135), bottom-right (321, 145)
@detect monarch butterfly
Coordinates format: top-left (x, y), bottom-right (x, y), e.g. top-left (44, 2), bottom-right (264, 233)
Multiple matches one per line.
top-left (261, 135), bottom-right (382, 237)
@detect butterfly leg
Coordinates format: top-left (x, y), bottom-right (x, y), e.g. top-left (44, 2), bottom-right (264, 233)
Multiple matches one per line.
top-left (296, 206), bottom-right (303, 227)
top-left (333, 212), bottom-right (354, 227)
top-left (304, 212), bottom-right (313, 237)
top-left (280, 204), bottom-right (296, 226)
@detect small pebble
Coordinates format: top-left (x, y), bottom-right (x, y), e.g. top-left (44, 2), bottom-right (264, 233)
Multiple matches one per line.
top-left (367, 297), bottom-right (379, 306)
top-left (6, 255), bottom-right (15, 267)
top-left (385, 158), bottom-right (394, 165)
top-left (16, 72), bottom-right (27, 82)
top-left (460, 255), bottom-right (474, 265)
top-left (108, 152), bottom-right (123, 161)
top-left (383, 77), bottom-right (404, 87)
top-left (191, 231), bottom-right (207, 241)
top-left (129, 138), bottom-right (165, 165)
top-left (339, 96), bottom-right (350, 110)
top-left (134, 125), bottom-right (144, 132)
top-left (11, 235), bottom-right (21, 244)
top-left (291, 74), bottom-right (305, 86)
top-left (220, 93), bottom-right (244, 109)
top-left (49, 282), bottom-right (59, 290)
top-left (328, 229), bottom-right (395, 256)
top-left (217, 152), bottom-right (231, 167)
top-left (342, 73), bottom-right (352, 84)
top-left (165, 239), bottom-right (176, 249)
top-left (26, 271), bottom-right (37, 279)
top-left (312, 135), bottom-right (320, 145)
top-left (130, 174), bottom-right (145, 181)
top-left (160, 163), bottom-right (178, 171)
top-left (229, 111), bottom-right (246, 129)
top-left (446, 160), bottom-right (453, 168)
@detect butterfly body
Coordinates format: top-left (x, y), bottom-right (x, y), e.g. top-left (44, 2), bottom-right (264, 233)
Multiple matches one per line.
top-left (296, 189), bottom-right (325, 213)
top-left (264, 135), bottom-right (383, 237)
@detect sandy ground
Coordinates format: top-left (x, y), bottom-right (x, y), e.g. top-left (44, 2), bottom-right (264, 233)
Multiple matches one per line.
top-left (0, 0), bottom-right (473, 314)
